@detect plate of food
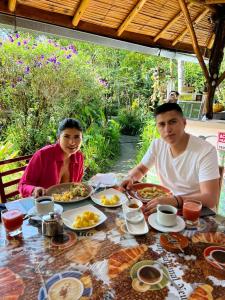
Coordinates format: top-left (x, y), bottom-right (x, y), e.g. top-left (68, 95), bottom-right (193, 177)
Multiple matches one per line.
top-left (91, 188), bottom-right (127, 207)
top-left (127, 183), bottom-right (170, 203)
top-left (62, 204), bottom-right (107, 230)
top-left (46, 182), bottom-right (93, 203)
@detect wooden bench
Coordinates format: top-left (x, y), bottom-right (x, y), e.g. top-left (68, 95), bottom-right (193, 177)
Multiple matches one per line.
top-left (0, 155), bottom-right (32, 203)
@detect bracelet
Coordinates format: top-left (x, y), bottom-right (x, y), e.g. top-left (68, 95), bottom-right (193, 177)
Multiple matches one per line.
top-left (173, 195), bottom-right (179, 208)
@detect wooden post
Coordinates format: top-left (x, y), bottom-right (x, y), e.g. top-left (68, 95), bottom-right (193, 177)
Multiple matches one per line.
top-left (205, 8), bottom-right (225, 119)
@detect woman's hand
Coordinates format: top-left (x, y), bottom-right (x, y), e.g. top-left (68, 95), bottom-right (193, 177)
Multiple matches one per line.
top-left (32, 187), bottom-right (46, 198)
top-left (142, 196), bottom-right (177, 216)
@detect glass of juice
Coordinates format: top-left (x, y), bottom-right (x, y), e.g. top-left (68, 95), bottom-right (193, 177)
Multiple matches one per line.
top-left (1, 209), bottom-right (23, 237)
top-left (183, 200), bottom-right (202, 227)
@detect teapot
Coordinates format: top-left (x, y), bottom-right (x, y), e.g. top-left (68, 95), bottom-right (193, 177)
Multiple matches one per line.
top-left (42, 212), bottom-right (64, 237)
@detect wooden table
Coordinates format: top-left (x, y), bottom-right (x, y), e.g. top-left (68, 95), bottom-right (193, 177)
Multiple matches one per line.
top-left (0, 198), bottom-right (225, 300)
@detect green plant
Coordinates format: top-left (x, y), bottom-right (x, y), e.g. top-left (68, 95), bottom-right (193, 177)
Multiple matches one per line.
top-left (136, 118), bottom-right (159, 163)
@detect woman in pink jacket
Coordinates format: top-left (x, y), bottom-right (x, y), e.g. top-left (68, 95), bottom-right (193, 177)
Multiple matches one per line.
top-left (19, 118), bottom-right (84, 198)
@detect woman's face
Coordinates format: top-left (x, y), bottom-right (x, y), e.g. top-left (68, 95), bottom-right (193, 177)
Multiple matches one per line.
top-left (59, 128), bottom-right (82, 156)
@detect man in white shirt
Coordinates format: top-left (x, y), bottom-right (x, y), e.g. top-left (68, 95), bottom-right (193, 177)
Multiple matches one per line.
top-left (121, 103), bottom-right (220, 215)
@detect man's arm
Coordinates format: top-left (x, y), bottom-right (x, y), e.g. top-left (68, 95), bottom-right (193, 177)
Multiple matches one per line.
top-left (181, 178), bottom-right (220, 209)
top-left (143, 178), bottom-right (220, 215)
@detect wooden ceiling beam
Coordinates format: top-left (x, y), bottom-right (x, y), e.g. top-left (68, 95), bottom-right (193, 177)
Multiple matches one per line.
top-left (117, 0), bottom-right (148, 37)
top-left (154, 3), bottom-right (194, 42)
top-left (207, 33), bottom-right (215, 49)
top-left (172, 8), bottom-right (210, 46)
top-left (206, 0), bottom-right (225, 4)
top-left (8, 0), bottom-right (17, 12)
top-left (72, 0), bottom-right (91, 27)
top-left (178, 0), bottom-right (210, 83)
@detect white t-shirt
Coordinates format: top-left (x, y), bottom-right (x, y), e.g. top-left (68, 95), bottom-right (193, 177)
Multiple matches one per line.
top-left (141, 134), bottom-right (219, 195)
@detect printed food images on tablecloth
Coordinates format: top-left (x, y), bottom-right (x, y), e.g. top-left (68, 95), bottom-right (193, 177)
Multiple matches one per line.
top-left (188, 284), bottom-right (213, 300)
top-left (130, 260), bottom-right (169, 292)
top-left (66, 238), bottom-right (102, 264)
top-left (38, 270), bottom-right (92, 300)
top-left (0, 267), bottom-right (25, 299)
top-left (192, 232), bottom-right (225, 245)
top-left (108, 244), bottom-right (148, 279)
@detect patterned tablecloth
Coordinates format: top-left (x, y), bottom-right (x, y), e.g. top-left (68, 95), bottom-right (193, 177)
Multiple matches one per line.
top-left (0, 200), bottom-right (225, 300)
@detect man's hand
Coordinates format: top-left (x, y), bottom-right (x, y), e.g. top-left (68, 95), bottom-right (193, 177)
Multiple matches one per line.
top-left (33, 187), bottom-right (46, 198)
top-left (142, 195), bottom-right (177, 216)
top-left (120, 177), bottom-right (134, 190)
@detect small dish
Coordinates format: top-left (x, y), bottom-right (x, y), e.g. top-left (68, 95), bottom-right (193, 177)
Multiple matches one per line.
top-left (62, 204), bottom-right (107, 230)
top-left (148, 213), bottom-right (185, 233)
top-left (124, 198), bottom-right (143, 212)
top-left (123, 204), bottom-right (148, 235)
top-left (91, 188), bottom-right (127, 207)
top-left (125, 211), bottom-right (144, 224)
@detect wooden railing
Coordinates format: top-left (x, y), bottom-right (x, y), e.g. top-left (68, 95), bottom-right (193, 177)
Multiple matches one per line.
top-left (0, 155), bottom-right (32, 203)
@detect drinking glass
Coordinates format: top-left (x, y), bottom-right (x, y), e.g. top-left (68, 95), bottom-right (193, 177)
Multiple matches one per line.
top-left (1, 209), bottom-right (23, 237)
top-left (183, 200), bottom-right (202, 227)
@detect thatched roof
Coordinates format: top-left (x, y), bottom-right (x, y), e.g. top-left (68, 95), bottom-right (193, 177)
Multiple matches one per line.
top-left (0, 0), bottom-right (224, 58)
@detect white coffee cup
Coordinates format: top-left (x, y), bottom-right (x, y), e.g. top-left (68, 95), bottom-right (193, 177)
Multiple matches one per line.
top-left (35, 196), bottom-right (54, 215)
top-left (157, 204), bottom-right (177, 227)
top-left (137, 264), bottom-right (163, 285)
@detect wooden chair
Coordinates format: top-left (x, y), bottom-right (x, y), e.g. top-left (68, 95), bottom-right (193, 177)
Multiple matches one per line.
top-left (0, 155), bottom-right (32, 203)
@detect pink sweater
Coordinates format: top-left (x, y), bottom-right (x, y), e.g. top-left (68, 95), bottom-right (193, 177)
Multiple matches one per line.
top-left (19, 143), bottom-right (84, 197)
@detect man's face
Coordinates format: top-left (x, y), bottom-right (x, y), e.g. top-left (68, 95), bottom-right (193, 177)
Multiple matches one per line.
top-left (168, 92), bottom-right (178, 103)
top-left (156, 110), bottom-right (186, 145)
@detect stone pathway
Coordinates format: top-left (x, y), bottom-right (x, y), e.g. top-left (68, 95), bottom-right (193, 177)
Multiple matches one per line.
top-left (109, 135), bottom-right (138, 174)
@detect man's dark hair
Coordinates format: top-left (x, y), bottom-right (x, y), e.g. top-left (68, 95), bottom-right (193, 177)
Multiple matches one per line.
top-left (154, 103), bottom-right (183, 117)
top-left (57, 118), bottom-right (83, 136)
top-left (169, 90), bottom-right (179, 96)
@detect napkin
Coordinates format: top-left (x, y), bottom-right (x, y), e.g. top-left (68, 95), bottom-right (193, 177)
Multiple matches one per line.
top-left (5, 197), bottom-right (34, 214)
top-left (89, 173), bottom-right (118, 187)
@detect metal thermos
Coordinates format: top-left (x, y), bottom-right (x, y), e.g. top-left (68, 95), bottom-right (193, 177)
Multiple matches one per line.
top-left (42, 212), bottom-right (64, 237)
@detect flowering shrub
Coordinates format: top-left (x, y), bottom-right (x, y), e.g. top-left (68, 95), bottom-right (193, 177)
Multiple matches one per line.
top-left (0, 33), bottom-right (105, 154)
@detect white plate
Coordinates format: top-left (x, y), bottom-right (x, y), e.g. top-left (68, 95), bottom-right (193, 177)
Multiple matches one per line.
top-left (62, 204), bottom-right (107, 230)
top-left (148, 213), bottom-right (185, 233)
top-left (27, 203), bottom-right (63, 217)
top-left (91, 188), bottom-right (127, 207)
top-left (122, 205), bottom-right (149, 235)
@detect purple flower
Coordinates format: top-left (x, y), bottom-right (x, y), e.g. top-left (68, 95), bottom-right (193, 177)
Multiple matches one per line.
top-left (48, 56), bottom-right (57, 63)
top-left (24, 66), bottom-right (30, 74)
top-left (8, 36), bottom-right (14, 42)
top-left (35, 62), bottom-right (42, 67)
top-left (66, 54), bottom-right (72, 59)
top-left (40, 55), bottom-right (45, 60)
top-left (11, 83), bottom-right (15, 88)
top-left (15, 33), bottom-right (20, 39)
top-left (56, 61), bottom-right (61, 65)
top-left (17, 77), bottom-right (23, 82)
top-left (99, 78), bottom-right (108, 87)
top-left (17, 41), bottom-right (21, 46)
top-left (23, 40), bottom-right (28, 45)
top-left (17, 60), bottom-right (23, 65)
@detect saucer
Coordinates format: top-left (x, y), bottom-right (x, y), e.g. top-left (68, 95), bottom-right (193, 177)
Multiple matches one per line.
top-left (28, 203), bottom-right (63, 218)
top-left (148, 213), bottom-right (185, 233)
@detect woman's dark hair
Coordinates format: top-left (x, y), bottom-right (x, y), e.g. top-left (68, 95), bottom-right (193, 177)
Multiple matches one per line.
top-left (57, 118), bottom-right (83, 136)
top-left (154, 103), bottom-right (183, 117)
